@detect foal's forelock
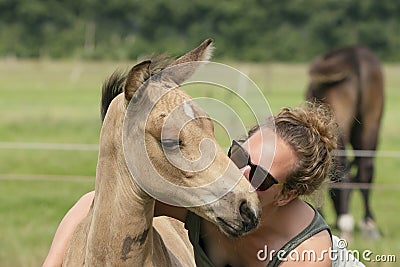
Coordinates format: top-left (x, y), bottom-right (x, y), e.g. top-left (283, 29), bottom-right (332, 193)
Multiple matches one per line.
top-left (101, 70), bottom-right (126, 122)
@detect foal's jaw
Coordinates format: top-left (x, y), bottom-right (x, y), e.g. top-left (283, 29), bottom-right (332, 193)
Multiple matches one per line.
top-left (190, 181), bottom-right (262, 238)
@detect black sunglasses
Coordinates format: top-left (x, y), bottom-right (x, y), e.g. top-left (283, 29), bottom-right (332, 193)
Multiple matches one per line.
top-left (227, 140), bottom-right (283, 191)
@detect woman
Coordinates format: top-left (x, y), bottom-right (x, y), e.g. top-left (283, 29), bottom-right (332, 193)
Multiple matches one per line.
top-left (44, 103), bottom-right (338, 267)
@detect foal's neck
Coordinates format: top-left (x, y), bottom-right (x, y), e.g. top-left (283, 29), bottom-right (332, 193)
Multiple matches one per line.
top-left (87, 99), bottom-right (156, 265)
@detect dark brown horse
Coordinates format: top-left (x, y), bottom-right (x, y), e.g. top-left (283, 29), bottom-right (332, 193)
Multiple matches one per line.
top-left (306, 46), bottom-right (384, 240)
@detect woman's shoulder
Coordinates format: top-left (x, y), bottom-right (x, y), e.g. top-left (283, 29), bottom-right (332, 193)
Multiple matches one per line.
top-left (276, 202), bottom-right (332, 266)
top-left (295, 202), bottom-right (332, 254)
top-left (297, 229), bottom-right (332, 252)
top-left (280, 230), bottom-right (332, 266)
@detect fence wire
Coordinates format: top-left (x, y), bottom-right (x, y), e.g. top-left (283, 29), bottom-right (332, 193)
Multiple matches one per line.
top-left (1, 142), bottom-right (399, 190)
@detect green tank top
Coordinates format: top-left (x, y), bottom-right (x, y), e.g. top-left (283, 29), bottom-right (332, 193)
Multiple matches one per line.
top-left (184, 204), bottom-right (331, 267)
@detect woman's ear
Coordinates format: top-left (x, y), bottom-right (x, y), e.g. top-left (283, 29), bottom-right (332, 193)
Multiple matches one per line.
top-left (275, 189), bottom-right (298, 206)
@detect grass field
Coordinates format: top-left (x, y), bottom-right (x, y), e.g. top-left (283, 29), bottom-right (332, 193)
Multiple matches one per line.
top-left (0, 59), bottom-right (399, 266)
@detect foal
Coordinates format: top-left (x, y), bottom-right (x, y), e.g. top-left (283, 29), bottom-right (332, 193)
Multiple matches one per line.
top-left (63, 39), bottom-right (262, 266)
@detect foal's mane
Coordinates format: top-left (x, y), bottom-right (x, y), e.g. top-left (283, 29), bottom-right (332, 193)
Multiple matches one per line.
top-left (100, 55), bottom-right (175, 122)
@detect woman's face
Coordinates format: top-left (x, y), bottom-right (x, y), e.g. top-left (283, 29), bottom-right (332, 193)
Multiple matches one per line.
top-left (241, 128), bottom-right (298, 206)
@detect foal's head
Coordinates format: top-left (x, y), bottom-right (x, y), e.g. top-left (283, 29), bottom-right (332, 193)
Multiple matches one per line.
top-left (103, 39), bottom-right (261, 237)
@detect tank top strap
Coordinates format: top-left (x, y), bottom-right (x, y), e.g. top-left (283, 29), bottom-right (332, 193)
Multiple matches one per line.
top-left (185, 211), bottom-right (216, 267)
top-left (267, 204), bottom-right (331, 267)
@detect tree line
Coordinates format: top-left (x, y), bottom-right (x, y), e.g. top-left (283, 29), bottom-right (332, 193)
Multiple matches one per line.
top-left (1, 0), bottom-right (399, 62)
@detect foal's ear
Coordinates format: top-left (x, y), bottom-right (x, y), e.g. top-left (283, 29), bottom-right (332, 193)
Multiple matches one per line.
top-left (174, 38), bottom-right (214, 65)
top-left (169, 38), bottom-right (214, 84)
top-left (124, 60), bottom-right (152, 101)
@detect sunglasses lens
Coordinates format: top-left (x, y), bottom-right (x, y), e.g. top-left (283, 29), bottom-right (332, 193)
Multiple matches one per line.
top-left (228, 141), bottom-right (279, 191)
top-left (228, 144), bottom-right (249, 169)
top-left (250, 167), bottom-right (275, 191)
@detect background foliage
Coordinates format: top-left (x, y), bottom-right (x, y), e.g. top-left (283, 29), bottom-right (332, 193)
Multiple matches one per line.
top-left (1, 0), bottom-right (400, 61)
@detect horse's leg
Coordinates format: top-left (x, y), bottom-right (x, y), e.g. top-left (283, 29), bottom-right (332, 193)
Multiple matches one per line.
top-left (330, 136), bottom-right (351, 215)
top-left (350, 119), bottom-right (381, 239)
top-left (321, 82), bottom-right (358, 240)
top-left (330, 135), bottom-right (355, 241)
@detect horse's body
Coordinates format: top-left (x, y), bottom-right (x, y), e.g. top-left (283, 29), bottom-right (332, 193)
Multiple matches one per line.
top-left (63, 39), bottom-right (262, 266)
top-left (306, 46), bottom-right (384, 239)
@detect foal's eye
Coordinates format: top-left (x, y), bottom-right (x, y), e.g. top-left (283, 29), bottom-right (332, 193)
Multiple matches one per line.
top-left (160, 139), bottom-right (181, 151)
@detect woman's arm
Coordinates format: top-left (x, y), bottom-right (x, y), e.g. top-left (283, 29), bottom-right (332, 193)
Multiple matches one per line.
top-left (154, 199), bottom-right (188, 222)
top-left (42, 191), bottom-right (95, 267)
top-left (43, 191), bottom-right (188, 267)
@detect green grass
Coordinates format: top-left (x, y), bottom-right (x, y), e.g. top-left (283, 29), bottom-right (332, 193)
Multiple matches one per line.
top-left (0, 60), bottom-right (399, 266)
top-left (0, 178), bottom-right (94, 267)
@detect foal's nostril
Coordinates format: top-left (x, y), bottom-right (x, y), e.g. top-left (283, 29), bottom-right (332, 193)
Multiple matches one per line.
top-left (239, 200), bottom-right (259, 231)
top-left (239, 200), bottom-right (249, 217)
